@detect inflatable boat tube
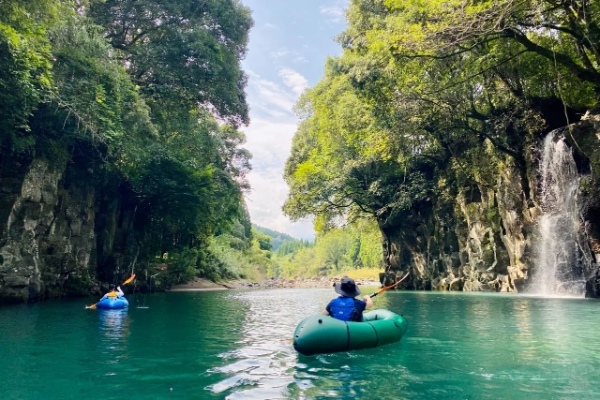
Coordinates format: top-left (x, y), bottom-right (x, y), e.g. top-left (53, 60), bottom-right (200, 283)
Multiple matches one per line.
top-left (96, 297), bottom-right (129, 310)
top-left (293, 309), bottom-right (407, 356)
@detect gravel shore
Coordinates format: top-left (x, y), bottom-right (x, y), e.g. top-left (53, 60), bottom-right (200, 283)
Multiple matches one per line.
top-left (170, 277), bottom-right (381, 292)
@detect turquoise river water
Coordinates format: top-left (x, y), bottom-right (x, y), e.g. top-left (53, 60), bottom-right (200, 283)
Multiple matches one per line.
top-left (1, 288), bottom-right (600, 399)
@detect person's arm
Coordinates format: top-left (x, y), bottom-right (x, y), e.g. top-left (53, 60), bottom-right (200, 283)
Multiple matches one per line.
top-left (322, 301), bottom-right (332, 316)
top-left (363, 295), bottom-right (374, 310)
top-left (116, 286), bottom-right (124, 297)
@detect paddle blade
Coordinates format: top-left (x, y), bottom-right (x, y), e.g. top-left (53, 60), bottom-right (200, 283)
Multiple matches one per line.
top-left (122, 274), bottom-right (136, 285)
top-left (86, 303), bottom-right (97, 309)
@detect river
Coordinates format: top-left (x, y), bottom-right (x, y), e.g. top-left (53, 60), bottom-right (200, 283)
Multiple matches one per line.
top-left (1, 288), bottom-right (599, 399)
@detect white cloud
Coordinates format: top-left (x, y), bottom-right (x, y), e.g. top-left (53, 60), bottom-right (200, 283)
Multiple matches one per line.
top-left (246, 163), bottom-right (314, 240)
top-left (247, 77), bottom-right (296, 116)
top-left (269, 47), bottom-right (309, 65)
top-left (279, 68), bottom-right (309, 96)
top-left (242, 71), bottom-right (314, 240)
top-left (293, 55), bottom-right (308, 63)
top-left (244, 117), bottom-right (296, 169)
top-left (270, 48), bottom-right (290, 59)
top-left (320, 1), bottom-right (348, 23)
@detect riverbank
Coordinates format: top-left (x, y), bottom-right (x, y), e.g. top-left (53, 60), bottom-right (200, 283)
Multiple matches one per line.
top-left (170, 277), bottom-right (381, 292)
top-left (169, 278), bottom-right (230, 291)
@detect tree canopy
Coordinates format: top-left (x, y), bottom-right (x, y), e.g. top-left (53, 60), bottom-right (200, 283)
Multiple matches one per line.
top-left (88, 0), bottom-right (253, 126)
top-left (0, 0), bottom-right (256, 284)
top-left (284, 0), bottom-right (600, 269)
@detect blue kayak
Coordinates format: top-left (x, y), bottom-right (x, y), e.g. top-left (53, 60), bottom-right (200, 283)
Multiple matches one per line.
top-left (96, 297), bottom-right (129, 310)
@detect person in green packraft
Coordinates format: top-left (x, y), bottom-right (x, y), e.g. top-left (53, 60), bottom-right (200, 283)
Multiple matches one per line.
top-left (322, 276), bottom-right (373, 322)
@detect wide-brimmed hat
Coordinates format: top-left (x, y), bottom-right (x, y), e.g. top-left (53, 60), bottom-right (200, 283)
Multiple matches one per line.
top-left (334, 276), bottom-right (361, 297)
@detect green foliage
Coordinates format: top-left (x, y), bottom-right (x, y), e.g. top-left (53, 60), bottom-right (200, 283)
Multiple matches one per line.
top-left (275, 239), bottom-right (310, 257)
top-left (272, 219), bottom-right (383, 278)
top-left (88, 0), bottom-right (253, 126)
top-left (252, 225), bottom-right (297, 251)
top-left (49, 22), bottom-right (151, 145)
top-left (161, 248), bottom-right (202, 285)
top-left (284, 0), bottom-right (600, 271)
top-left (0, 0), bottom-right (67, 152)
top-left (274, 246), bottom-right (318, 278)
top-left (284, 59), bottom-right (440, 234)
top-left (253, 230), bottom-right (272, 251)
top-left (199, 232), bottom-right (273, 282)
top-left (355, 220), bottom-right (383, 269)
top-left (315, 230), bottom-right (354, 273)
top-left (0, 0), bottom-right (256, 286)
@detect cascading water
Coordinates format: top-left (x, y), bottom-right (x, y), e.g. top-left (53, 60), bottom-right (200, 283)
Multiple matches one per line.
top-left (530, 132), bottom-right (586, 296)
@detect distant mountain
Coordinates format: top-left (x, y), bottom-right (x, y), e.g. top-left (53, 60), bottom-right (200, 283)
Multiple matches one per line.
top-left (253, 225), bottom-right (297, 251)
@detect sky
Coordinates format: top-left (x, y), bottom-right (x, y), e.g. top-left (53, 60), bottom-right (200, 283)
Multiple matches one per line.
top-left (239, 0), bottom-right (349, 240)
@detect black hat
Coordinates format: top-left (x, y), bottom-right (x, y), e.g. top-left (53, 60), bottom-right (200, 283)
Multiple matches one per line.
top-left (109, 284), bottom-right (115, 290)
top-left (334, 276), bottom-right (361, 297)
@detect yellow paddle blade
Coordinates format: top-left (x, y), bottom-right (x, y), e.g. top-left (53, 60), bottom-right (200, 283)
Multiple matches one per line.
top-left (86, 303), bottom-right (97, 309)
top-left (122, 273), bottom-right (136, 285)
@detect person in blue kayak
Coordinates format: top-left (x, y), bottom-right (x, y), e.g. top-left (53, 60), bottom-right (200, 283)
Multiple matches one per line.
top-left (322, 276), bottom-right (373, 322)
top-left (100, 284), bottom-right (124, 301)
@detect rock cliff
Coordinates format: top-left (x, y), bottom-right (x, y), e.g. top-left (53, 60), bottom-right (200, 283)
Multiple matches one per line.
top-left (3, 115), bottom-right (600, 303)
top-left (379, 114), bottom-right (600, 297)
top-left (0, 158), bottom-right (97, 303)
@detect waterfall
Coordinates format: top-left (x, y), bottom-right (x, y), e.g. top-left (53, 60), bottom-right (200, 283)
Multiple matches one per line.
top-left (530, 132), bottom-right (586, 296)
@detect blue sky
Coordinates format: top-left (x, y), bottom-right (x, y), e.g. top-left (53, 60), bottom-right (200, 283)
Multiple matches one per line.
top-left (240, 0), bottom-right (348, 240)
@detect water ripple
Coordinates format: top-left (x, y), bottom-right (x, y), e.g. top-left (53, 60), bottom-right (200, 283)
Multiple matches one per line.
top-left (3, 290), bottom-right (600, 399)
top-left (203, 289), bottom-right (600, 400)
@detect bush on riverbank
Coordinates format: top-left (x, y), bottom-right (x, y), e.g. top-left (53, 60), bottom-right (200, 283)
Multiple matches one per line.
top-left (332, 268), bottom-right (381, 281)
top-left (203, 233), bottom-right (273, 282)
top-left (269, 220), bottom-right (383, 280)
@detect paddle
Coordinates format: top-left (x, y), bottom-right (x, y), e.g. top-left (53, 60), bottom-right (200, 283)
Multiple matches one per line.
top-left (369, 272), bottom-right (410, 298)
top-left (86, 273), bottom-right (136, 309)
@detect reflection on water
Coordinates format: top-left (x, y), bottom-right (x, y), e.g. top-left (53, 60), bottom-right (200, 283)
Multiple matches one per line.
top-left (206, 289), bottom-right (310, 398)
top-left (98, 309), bottom-right (130, 351)
top-left (2, 289), bottom-right (600, 399)
top-left (206, 287), bottom-right (404, 399)
top-left (205, 290), bottom-right (600, 400)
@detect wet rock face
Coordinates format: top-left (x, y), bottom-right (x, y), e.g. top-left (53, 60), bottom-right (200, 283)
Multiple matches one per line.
top-left (452, 173), bottom-right (530, 293)
top-left (571, 112), bottom-right (600, 297)
top-left (535, 112), bottom-right (600, 297)
top-left (0, 159), bottom-right (96, 304)
top-left (380, 113), bottom-right (600, 296)
top-left (585, 271), bottom-right (600, 299)
top-left (3, 117), bottom-right (600, 302)
top-left (379, 155), bottom-right (533, 293)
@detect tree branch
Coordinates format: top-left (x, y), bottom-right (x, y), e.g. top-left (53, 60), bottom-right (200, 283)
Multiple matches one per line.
top-left (503, 27), bottom-right (600, 84)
